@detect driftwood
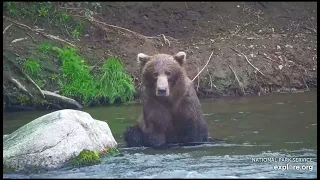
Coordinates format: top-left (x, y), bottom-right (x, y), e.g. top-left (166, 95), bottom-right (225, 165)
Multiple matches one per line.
top-left (41, 90), bottom-right (83, 109)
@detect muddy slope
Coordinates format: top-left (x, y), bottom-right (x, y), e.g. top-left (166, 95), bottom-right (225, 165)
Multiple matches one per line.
top-left (3, 2), bottom-right (317, 111)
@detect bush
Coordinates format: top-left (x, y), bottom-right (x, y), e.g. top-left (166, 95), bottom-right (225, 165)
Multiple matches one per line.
top-left (52, 46), bottom-right (135, 105)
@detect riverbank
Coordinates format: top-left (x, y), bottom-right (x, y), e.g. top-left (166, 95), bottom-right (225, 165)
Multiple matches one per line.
top-left (3, 2), bottom-right (317, 112)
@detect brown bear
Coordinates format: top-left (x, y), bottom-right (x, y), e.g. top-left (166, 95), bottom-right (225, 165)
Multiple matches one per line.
top-left (123, 51), bottom-right (208, 148)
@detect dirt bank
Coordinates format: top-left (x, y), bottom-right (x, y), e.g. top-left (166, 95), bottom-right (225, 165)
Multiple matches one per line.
top-left (3, 2), bottom-right (317, 112)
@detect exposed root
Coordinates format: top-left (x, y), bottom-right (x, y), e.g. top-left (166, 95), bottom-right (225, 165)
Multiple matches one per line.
top-left (7, 77), bottom-right (33, 98)
top-left (42, 34), bottom-right (75, 47)
top-left (230, 47), bottom-right (267, 77)
top-left (74, 15), bottom-right (175, 47)
top-left (3, 23), bottom-right (12, 34)
top-left (259, 52), bottom-right (279, 64)
top-left (4, 54), bottom-right (45, 99)
top-left (26, 32), bottom-right (36, 43)
top-left (4, 16), bottom-right (76, 47)
top-left (300, 71), bottom-right (310, 91)
top-left (78, 15), bottom-right (147, 39)
top-left (192, 51), bottom-right (214, 82)
top-left (206, 67), bottom-right (216, 89)
top-left (196, 67), bottom-right (200, 92)
top-left (146, 34), bottom-right (179, 47)
top-left (160, 34), bottom-right (170, 46)
top-left (229, 65), bottom-right (245, 96)
top-left (303, 26), bottom-right (317, 34)
top-left (11, 37), bottom-right (28, 44)
top-left (41, 90), bottom-right (83, 109)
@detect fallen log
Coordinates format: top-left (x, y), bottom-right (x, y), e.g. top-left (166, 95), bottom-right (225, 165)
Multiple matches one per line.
top-left (41, 90), bottom-right (83, 109)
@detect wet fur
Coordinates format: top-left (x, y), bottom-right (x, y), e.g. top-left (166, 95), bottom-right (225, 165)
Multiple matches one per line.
top-left (124, 52), bottom-right (208, 148)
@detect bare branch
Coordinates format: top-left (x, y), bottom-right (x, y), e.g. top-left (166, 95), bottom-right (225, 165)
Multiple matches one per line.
top-left (192, 51), bottom-right (214, 82)
top-left (3, 23), bottom-right (12, 34)
top-left (230, 47), bottom-right (267, 77)
top-left (229, 65), bottom-right (245, 96)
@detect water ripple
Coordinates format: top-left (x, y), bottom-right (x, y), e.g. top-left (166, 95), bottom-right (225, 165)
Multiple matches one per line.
top-left (4, 148), bottom-right (317, 179)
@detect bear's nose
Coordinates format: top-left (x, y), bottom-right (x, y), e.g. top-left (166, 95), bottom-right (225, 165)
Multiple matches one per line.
top-left (157, 88), bottom-right (167, 96)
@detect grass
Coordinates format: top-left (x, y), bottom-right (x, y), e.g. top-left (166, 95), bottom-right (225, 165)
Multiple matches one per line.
top-left (4, 2), bottom-right (85, 39)
top-left (98, 57), bottom-right (135, 104)
top-left (4, 2), bottom-right (136, 107)
top-left (39, 41), bottom-right (53, 53)
top-left (51, 46), bottom-right (135, 106)
top-left (23, 59), bottom-right (41, 76)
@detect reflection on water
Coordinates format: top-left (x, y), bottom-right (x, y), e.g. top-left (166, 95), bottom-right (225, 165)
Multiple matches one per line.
top-left (3, 91), bottom-right (317, 178)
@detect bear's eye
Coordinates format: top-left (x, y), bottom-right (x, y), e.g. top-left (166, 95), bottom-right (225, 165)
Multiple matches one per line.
top-left (153, 72), bottom-right (159, 78)
top-left (165, 71), bottom-right (172, 77)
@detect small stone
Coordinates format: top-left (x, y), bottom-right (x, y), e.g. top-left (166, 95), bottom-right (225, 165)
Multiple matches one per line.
top-left (285, 44), bottom-right (293, 48)
top-left (278, 65), bottom-right (283, 70)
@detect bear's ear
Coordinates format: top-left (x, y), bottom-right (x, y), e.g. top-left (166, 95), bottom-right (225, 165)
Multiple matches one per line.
top-left (174, 51), bottom-right (186, 66)
top-left (137, 53), bottom-right (151, 67)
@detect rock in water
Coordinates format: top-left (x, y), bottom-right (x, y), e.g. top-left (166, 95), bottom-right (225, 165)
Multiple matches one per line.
top-left (3, 109), bottom-right (117, 172)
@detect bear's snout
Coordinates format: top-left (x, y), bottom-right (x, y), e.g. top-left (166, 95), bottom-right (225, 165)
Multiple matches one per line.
top-left (156, 75), bottom-right (170, 96)
top-left (157, 87), bottom-right (167, 96)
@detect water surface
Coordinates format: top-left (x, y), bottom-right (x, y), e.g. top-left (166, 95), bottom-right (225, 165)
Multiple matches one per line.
top-left (3, 91), bottom-right (317, 178)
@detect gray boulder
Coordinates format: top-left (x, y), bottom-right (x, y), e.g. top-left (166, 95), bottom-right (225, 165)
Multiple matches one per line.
top-left (3, 109), bottom-right (117, 172)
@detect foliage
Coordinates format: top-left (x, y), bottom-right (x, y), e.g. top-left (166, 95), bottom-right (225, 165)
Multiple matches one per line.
top-left (98, 57), bottom-right (135, 104)
top-left (4, 2), bottom-right (53, 19)
top-left (23, 59), bottom-right (41, 76)
top-left (100, 147), bottom-right (120, 157)
top-left (71, 21), bottom-right (84, 39)
top-left (52, 46), bottom-right (96, 104)
top-left (39, 41), bottom-right (53, 53)
top-left (69, 149), bottom-right (101, 167)
top-left (51, 46), bottom-right (135, 105)
top-left (4, 2), bottom-right (84, 39)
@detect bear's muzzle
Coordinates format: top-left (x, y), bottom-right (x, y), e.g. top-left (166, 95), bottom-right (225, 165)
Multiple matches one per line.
top-left (156, 75), bottom-right (170, 96)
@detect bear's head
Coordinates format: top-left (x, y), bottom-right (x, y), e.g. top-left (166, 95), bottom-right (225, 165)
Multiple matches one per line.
top-left (137, 52), bottom-right (187, 98)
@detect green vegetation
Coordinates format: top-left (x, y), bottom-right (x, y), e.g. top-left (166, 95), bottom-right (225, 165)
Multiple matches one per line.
top-left (23, 58), bottom-right (45, 89)
top-left (51, 46), bottom-right (135, 105)
top-left (69, 149), bottom-right (101, 167)
top-left (52, 46), bottom-right (96, 104)
top-left (39, 41), bottom-right (53, 53)
top-left (4, 2), bottom-right (136, 108)
top-left (68, 148), bottom-right (120, 168)
top-left (98, 57), bottom-right (135, 104)
top-left (4, 2), bottom-right (85, 39)
top-left (72, 21), bottom-right (84, 39)
top-left (23, 59), bottom-right (41, 76)
top-left (100, 147), bottom-right (120, 157)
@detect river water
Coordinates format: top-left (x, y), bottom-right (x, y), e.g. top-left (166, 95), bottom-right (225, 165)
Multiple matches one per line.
top-left (3, 91), bottom-right (317, 178)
